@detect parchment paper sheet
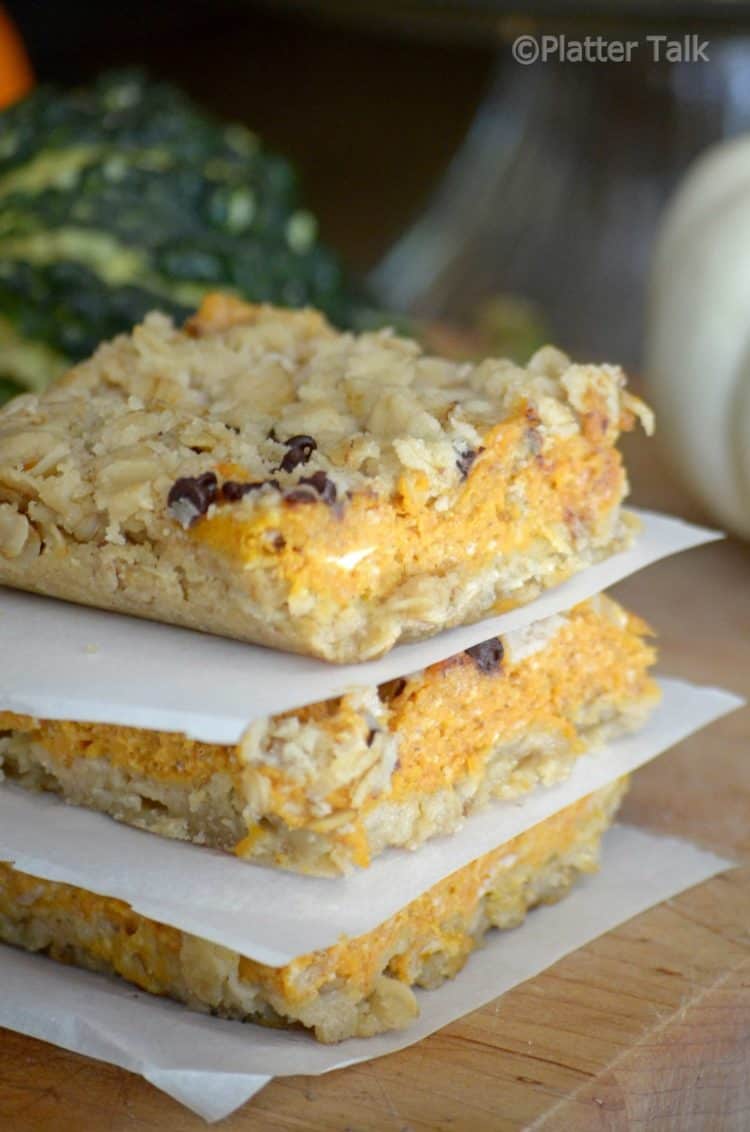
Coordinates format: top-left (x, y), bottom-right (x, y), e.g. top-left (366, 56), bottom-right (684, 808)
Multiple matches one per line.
top-left (0, 824), bottom-right (732, 1122)
top-left (0, 510), bottom-right (719, 742)
top-left (0, 510), bottom-right (734, 1120)
top-left (0, 678), bottom-right (741, 964)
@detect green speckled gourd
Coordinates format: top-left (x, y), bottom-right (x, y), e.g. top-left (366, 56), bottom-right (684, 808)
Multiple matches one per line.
top-left (0, 70), bottom-right (360, 399)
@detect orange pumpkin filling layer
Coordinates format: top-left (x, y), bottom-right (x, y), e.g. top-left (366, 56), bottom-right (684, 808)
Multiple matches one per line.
top-left (0, 599), bottom-right (656, 875)
top-left (0, 781), bottom-right (624, 1013)
top-left (193, 414), bottom-right (627, 619)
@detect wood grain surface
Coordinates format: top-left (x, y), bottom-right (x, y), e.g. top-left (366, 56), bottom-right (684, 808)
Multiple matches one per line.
top-left (0, 423), bottom-right (748, 1132)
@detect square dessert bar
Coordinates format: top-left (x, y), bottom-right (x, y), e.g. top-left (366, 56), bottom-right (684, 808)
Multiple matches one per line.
top-left (0, 779), bottom-right (627, 1043)
top-left (0, 596), bottom-right (658, 875)
top-left (0, 294), bottom-right (653, 661)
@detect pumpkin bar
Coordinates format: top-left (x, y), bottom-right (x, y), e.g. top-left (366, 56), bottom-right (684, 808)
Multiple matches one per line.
top-left (0, 596), bottom-right (658, 876)
top-left (0, 294), bottom-right (652, 662)
top-left (0, 778), bottom-right (627, 1043)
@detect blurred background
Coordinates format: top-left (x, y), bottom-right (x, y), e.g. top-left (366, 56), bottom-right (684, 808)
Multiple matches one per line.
top-left (10, 0), bottom-right (750, 362)
top-left (3, 1), bottom-right (750, 533)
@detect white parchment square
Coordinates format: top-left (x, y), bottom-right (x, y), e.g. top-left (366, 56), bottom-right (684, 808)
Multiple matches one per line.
top-left (0, 510), bottom-right (719, 742)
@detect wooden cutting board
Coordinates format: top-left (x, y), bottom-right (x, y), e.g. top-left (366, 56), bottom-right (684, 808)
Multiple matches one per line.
top-left (0, 426), bottom-right (748, 1132)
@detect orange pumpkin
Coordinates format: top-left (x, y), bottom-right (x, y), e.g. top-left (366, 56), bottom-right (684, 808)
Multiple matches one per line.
top-left (0, 6), bottom-right (33, 109)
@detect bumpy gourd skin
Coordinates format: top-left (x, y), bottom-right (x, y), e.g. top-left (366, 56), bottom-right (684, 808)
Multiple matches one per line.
top-left (0, 70), bottom-right (361, 398)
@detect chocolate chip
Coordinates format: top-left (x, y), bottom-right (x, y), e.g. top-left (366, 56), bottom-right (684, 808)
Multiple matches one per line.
top-left (464, 638), bottom-right (505, 674)
top-left (282, 470), bottom-right (338, 506)
top-left (284, 487), bottom-right (319, 504)
top-left (221, 481), bottom-right (263, 502)
top-left (299, 471), bottom-right (337, 504)
top-left (456, 447), bottom-right (484, 479)
top-left (221, 479), bottom-right (281, 502)
top-left (280, 435), bottom-right (317, 473)
top-left (197, 472), bottom-right (218, 492)
top-left (366, 729), bottom-right (377, 747)
top-left (167, 473), bottom-right (218, 528)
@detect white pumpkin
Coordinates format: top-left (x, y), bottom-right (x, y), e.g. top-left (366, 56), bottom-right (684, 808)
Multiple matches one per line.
top-left (646, 136), bottom-right (750, 540)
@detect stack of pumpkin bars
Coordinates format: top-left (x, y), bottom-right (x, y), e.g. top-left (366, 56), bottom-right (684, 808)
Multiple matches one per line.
top-left (0, 294), bottom-right (680, 1044)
